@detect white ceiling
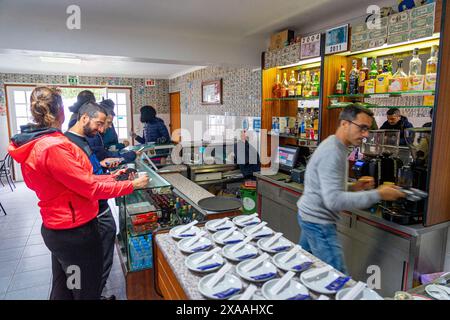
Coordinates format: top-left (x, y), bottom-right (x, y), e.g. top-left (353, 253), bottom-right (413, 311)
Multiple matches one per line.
top-left (0, 0), bottom-right (396, 77)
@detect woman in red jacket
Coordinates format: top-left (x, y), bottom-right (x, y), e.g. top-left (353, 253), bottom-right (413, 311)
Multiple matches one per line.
top-left (8, 87), bottom-right (149, 300)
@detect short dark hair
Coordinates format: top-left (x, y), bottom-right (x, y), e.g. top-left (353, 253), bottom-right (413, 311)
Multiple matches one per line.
top-left (99, 99), bottom-right (116, 117)
top-left (69, 90), bottom-right (96, 113)
top-left (77, 102), bottom-right (106, 120)
top-left (339, 104), bottom-right (374, 122)
top-left (140, 105), bottom-right (157, 123)
top-left (386, 108), bottom-right (400, 116)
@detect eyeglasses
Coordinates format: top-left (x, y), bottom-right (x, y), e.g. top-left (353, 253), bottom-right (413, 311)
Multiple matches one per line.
top-left (348, 120), bottom-right (370, 133)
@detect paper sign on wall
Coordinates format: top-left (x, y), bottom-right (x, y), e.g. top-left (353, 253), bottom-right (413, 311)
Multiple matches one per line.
top-left (300, 33), bottom-right (321, 60)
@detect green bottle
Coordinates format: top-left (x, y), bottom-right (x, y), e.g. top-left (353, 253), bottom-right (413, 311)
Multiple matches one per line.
top-left (335, 66), bottom-right (347, 95)
top-left (369, 58), bottom-right (379, 80)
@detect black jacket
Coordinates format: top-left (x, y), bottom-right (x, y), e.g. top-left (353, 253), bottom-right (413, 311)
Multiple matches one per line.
top-left (380, 116), bottom-right (413, 145)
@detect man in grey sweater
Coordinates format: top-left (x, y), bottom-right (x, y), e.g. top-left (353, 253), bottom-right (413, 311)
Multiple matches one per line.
top-left (297, 105), bottom-right (405, 273)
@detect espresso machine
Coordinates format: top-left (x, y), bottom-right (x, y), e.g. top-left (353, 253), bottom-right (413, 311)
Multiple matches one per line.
top-left (381, 128), bottom-right (431, 225)
top-left (352, 130), bottom-right (403, 187)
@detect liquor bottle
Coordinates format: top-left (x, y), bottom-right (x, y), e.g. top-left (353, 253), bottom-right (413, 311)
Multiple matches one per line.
top-left (389, 59), bottom-right (408, 92)
top-left (378, 59), bottom-right (384, 75)
top-left (311, 72), bottom-right (320, 96)
top-left (288, 70), bottom-right (297, 97)
top-left (304, 110), bottom-right (312, 139)
top-left (335, 65), bottom-right (347, 95)
top-left (281, 72), bottom-right (289, 97)
top-left (348, 60), bottom-right (359, 94)
top-left (409, 48), bottom-right (424, 91)
top-left (387, 59), bottom-right (393, 75)
top-left (272, 73), bottom-right (281, 98)
top-left (295, 71), bottom-right (303, 96)
top-left (299, 110), bottom-right (306, 138)
top-left (369, 58), bottom-right (379, 80)
top-left (358, 57), bottom-right (369, 94)
top-left (294, 116), bottom-right (299, 137)
top-left (409, 48), bottom-right (422, 76)
top-left (426, 45), bottom-right (438, 74)
top-left (303, 71), bottom-right (311, 97)
top-left (425, 45), bottom-right (438, 91)
top-left (313, 110), bottom-right (319, 140)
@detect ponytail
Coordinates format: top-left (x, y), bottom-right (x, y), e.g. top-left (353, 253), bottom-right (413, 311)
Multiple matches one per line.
top-left (30, 87), bottom-right (62, 128)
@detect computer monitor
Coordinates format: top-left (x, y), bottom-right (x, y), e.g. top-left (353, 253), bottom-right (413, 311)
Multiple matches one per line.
top-left (277, 145), bottom-right (300, 173)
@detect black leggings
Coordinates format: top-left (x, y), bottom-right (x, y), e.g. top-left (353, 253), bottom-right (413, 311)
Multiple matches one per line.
top-left (41, 218), bottom-right (103, 300)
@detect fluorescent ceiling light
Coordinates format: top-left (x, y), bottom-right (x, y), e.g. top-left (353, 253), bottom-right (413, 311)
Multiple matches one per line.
top-left (40, 56), bottom-right (82, 64)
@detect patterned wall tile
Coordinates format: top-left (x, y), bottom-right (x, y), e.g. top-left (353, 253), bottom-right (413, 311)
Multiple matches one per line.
top-left (169, 66), bottom-right (261, 117)
top-left (0, 73), bottom-right (169, 115)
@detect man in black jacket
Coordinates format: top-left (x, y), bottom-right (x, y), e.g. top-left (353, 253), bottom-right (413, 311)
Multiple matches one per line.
top-left (380, 108), bottom-right (414, 145)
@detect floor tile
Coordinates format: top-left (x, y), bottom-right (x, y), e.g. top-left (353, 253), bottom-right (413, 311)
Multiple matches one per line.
top-left (8, 268), bottom-right (51, 291)
top-left (0, 260), bottom-right (19, 278)
top-left (21, 244), bottom-right (50, 258)
top-left (26, 234), bottom-right (44, 246)
top-left (0, 247), bottom-right (24, 263)
top-left (0, 276), bottom-right (12, 295)
top-left (0, 236), bottom-right (28, 250)
top-left (16, 254), bottom-right (51, 273)
top-left (0, 227), bottom-right (33, 240)
top-left (4, 284), bottom-right (50, 300)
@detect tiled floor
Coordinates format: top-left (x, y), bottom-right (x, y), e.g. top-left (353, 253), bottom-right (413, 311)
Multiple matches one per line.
top-left (0, 182), bottom-right (127, 300)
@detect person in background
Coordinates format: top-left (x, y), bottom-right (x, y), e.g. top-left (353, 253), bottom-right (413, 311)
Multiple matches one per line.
top-left (297, 104), bottom-right (405, 274)
top-left (99, 99), bottom-right (129, 151)
top-left (8, 87), bottom-right (149, 300)
top-left (87, 99), bottom-right (137, 164)
top-left (422, 109), bottom-right (433, 128)
top-left (131, 105), bottom-right (171, 145)
top-left (65, 101), bottom-right (122, 300)
top-left (68, 90), bottom-right (96, 129)
top-left (380, 108), bottom-right (414, 145)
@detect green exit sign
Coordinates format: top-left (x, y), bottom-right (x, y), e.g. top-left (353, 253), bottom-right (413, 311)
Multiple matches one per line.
top-left (67, 75), bottom-right (79, 86)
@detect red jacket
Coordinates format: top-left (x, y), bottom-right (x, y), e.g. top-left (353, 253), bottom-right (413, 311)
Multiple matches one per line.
top-left (8, 129), bottom-right (134, 230)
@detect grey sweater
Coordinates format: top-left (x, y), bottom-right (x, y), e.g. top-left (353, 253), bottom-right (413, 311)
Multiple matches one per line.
top-left (297, 135), bottom-right (381, 224)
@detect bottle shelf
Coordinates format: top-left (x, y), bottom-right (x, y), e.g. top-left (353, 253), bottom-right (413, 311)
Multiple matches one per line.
top-left (328, 90), bottom-right (435, 99)
top-left (327, 104), bottom-right (434, 110)
top-left (267, 132), bottom-right (318, 142)
top-left (265, 96), bottom-right (320, 101)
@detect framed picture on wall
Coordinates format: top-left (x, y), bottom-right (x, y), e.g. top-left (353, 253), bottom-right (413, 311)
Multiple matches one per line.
top-left (325, 24), bottom-right (349, 55)
top-left (201, 79), bottom-right (222, 105)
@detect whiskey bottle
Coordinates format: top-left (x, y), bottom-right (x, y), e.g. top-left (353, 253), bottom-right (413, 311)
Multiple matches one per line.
top-left (358, 57), bottom-right (369, 94)
top-left (348, 60), bottom-right (359, 94)
top-left (281, 72), bottom-right (289, 97)
top-left (425, 45), bottom-right (438, 91)
top-left (389, 59), bottom-right (408, 92)
top-left (288, 70), bottom-right (297, 97)
top-left (272, 73), bottom-right (281, 98)
top-left (303, 71), bottom-right (312, 97)
top-left (295, 71), bottom-right (303, 96)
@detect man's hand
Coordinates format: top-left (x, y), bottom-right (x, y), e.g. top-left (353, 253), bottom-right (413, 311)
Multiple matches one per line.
top-left (132, 174), bottom-right (149, 189)
top-left (111, 168), bottom-right (127, 177)
top-left (100, 158), bottom-right (122, 168)
top-left (351, 176), bottom-right (375, 191)
top-left (377, 185), bottom-right (406, 201)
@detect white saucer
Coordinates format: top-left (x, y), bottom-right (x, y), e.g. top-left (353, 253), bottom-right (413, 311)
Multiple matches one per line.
top-left (212, 230), bottom-right (245, 246)
top-left (177, 236), bottom-right (213, 254)
top-left (335, 286), bottom-right (384, 300)
top-left (272, 251), bottom-right (314, 273)
top-left (198, 273), bottom-right (243, 300)
top-left (232, 215), bottom-right (261, 228)
top-left (205, 219), bottom-right (236, 233)
top-left (229, 293), bottom-right (266, 300)
top-left (185, 251), bottom-right (225, 273)
top-left (169, 225), bottom-right (201, 240)
top-left (262, 278), bottom-right (310, 300)
top-left (257, 236), bottom-right (293, 253)
top-left (300, 267), bottom-right (351, 294)
top-left (222, 243), bottom-right (259, 262)
top-left (236, 259), bottom-right (278, 283)
top-left (242, 225), bottom-right (274, 239)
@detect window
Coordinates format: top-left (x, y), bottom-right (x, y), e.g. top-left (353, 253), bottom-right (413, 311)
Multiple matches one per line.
top-left (107, 89), bottom-right (132, 141)
top-left (8, 87), bottom-right (33, 134)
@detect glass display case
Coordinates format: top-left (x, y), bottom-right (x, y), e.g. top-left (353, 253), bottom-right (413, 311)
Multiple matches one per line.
top-left (117, 158), bottom-right (205, 272)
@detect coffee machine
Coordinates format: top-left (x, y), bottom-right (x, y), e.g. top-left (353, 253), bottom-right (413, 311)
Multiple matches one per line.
top-left (381, 128), bottom-right (431, 225)
top-left (352, 130), bottom-right (403, 187)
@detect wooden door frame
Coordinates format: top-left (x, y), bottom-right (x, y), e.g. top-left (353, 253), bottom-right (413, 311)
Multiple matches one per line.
top-left (169, 91), bottom-right (181, 142)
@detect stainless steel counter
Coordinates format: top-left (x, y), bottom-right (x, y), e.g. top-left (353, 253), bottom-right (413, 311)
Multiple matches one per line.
top-left (254, 172), bottom-right (450, 297)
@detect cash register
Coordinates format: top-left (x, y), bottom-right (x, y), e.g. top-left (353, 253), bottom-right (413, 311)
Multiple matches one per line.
top-left (275, 145), bottom-right (308, 184)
